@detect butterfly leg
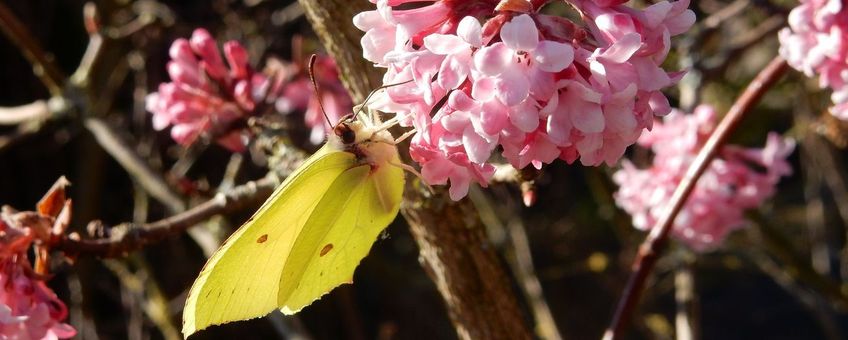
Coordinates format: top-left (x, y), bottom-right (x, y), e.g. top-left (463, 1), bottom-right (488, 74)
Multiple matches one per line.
top-left (389, 161), bottom-right (433, 193)
top-left (373, 116), bottom-right (402, 133)
top-left (389, 129), bottom-right (416, 145)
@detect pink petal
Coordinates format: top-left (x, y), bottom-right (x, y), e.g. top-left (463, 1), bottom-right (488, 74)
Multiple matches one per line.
top-left (169, 39), bottom-right (196, 64)
top-left (424, 34), bottom-right (468, 55)
top-left (438, 53), bottom-right (470, 90)
top-left (441, 110), bottom-right (471, 133)
top-left (509, 100), bottom-right (540, 132)
top-left (649, 91), bottom-right (672, 116)
top-left (495, 71), bottom-right (530, 106)
top-left (533, 41), bottom-right (574, 72)
top-left (463, 126), bottom-right (496, 164)
top-left (643, 1), bottom-right (673, 28)
top-left (547, 111), bottom-right (572, 145)
top-left (190, 29), bottom-right (227, 79)
top-left (474, 43), bottom-right (513, 76)
top-left (421, 158), bottom-right (452, 185)
top-left (472, 76), bottom-right (498, 101)
top-left (501, 14), bottom-right (539, 52)
top-left (448, 173), bottom-right (471, 201)
top-left (352, 10), bottom-right (383, 31)
top-left (666, 9), bottom-right (696, 35)
top-left (633, 58), bottom-right (672, 91)
top-left (599, 33), bottom-right (642, 64)
top-left (479, 99), bottom-right (510, 135)
top-left (458, 16), bottom-right (483, 47)
top-left (570, 102), bottom-right (605, 133)
top-left (224, 41), bottom-right (250, 79)
top-left (449, 90), bottom-right (477, 112)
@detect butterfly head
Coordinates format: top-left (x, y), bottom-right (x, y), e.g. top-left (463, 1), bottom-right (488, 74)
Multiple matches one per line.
top-left (333, 116), bottom-right (357, 145)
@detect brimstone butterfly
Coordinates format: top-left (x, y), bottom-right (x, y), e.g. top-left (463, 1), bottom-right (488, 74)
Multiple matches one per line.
top-left (182, 56), bottom-right (406, 337)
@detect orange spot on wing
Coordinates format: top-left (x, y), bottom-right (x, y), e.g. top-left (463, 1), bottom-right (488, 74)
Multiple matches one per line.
top-left (320, 243), bottom-right (334, 257)
top-left (256, 234), bottom-right (268, 243)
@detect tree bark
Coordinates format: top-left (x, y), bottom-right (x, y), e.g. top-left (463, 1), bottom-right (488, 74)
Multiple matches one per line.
top-left (297, 1), bottom-right (533, 339)
top-left (296, 0), bottom-right (380, 103)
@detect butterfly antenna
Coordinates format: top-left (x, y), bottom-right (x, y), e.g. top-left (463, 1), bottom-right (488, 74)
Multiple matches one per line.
top-left (354, 79), bottom-right (415, 118)
top-left (308, 54), bottom-right (334, 128)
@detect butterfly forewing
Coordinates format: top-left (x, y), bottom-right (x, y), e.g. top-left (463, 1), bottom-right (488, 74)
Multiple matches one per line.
top-left (182, 148), bottom-right (355, 336)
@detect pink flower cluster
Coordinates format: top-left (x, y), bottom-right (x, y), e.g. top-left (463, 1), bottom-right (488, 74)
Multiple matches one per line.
top-left (274, 56), bottom-right (354, 144)
top-left (147, 29), bottom-right (277, 151)
top-left (355, 0), bottom-right (694, 200)
top-left (147, 29), bottom-right (353, 150)
top-left (779, 0), bottom-right (848, 119)
top-left (0, 221), bottom-right (75, 339)
top-left (613, 106), bottom-right (795, 251)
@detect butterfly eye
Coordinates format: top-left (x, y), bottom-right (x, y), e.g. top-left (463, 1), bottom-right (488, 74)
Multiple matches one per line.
top-left (334, 123), bottom-right (356, 144)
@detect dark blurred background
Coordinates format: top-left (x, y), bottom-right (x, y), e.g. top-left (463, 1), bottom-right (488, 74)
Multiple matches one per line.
top-left (2, 0), bottom-right (848, 339)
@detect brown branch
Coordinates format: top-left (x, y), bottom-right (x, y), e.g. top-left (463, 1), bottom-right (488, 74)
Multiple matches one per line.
top-left (0, 2), bottom-right (66, 95)
top-left (56, 175), bottom-right (278, 258)
top-left (297, 1), bottom-right (532, 338)
top-left (604, 56), bottom-right (789, 340)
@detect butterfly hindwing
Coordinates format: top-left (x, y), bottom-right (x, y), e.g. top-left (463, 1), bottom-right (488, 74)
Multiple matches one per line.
top-left (278, 156), bottom-right (404, 313)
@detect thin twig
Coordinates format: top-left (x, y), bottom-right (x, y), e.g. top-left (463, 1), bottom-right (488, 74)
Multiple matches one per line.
top-left (697, 0), bottom-right (749, 30)
top-left (0, 100), bottom-right (51, 125)
top-left (700, 15), bottom-right (786, 77)
top-left (56, 175), bottom-right (279, 258)
top-left (674, 255), bottom-right (698, 340)
top-left (0, 2), bottom-right (66, 95)
top-left (84, 117), bottom-right (186, 212)
top-left (103, 257), bottom-right (181, 340)
top-left (508, 219), bottom-right (563, 340)
top-left (603, 56), bottom-right (789, 340)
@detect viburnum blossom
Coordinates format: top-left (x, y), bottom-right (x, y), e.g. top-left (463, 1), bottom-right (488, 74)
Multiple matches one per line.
top-left (779, 0), bottom-right (848, 119)
top-left (147, 28), bottom-right (277, 152)
top-left (612, 106), bottom-right (795, 251)
top-left (355, 0), bottom-right (695, 200)
top-left (274, 55), bottom-right (354, 144)
top-left (0, 218), bottom-right (75, 339)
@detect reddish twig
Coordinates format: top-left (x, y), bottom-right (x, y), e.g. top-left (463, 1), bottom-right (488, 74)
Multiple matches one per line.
top-left (603, 56), bottom-right (789, 340)
top-left (55, 176), bottom-right (278, 258)
top-left (0, 2), bottom-right (66, 95)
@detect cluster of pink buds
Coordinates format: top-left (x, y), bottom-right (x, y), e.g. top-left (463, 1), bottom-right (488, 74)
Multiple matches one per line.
top-left (146, 28), bottom-right (269, 151)
top-left (779, 0), bottom-right (848, 119)
top-left (355, 0), bottom-right (695, 200)
top-left (147, 29), bottom-right (353, 151)
top-left (613, 106), bottom-right (795, 251)
top-left (0, 217), bottom-right (75, 339)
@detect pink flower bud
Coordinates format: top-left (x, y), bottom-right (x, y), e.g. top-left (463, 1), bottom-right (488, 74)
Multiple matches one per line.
top-left (190, 29), bottom-right (228, 80)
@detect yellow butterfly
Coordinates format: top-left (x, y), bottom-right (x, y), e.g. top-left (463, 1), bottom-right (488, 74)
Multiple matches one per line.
top-left (182, 56), bottom-right (407, 337)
